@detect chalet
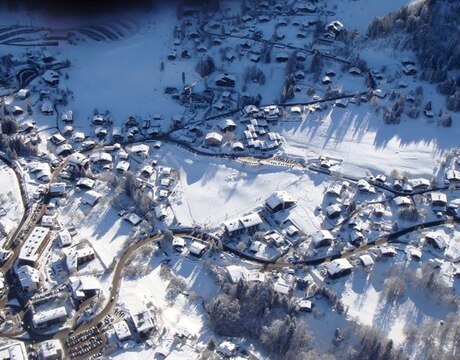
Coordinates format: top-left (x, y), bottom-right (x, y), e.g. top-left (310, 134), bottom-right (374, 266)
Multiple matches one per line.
top-left (61, 110), bottom-right (73, 123)
top-left (17, 88), bottom-right (30, 99)
top-left (425, 232), bottom-right (447, 251)
top-left (429, 192), bottom-right (447, 207)
top-left (393, 196), bottom-right (412, 207)
top-left (250, 54), bottom-right (260, 63)
top-left (403, 64), bottom-right (417, 75)
top-left (62, 125), bottom-right (73, 136)
top-left (223, 213), bottom-right (263, 237)
top-left (322, 76), bottom-right (332, 85)
top-left (218, 119), bottom-right (236, 132)
top-left (125, 212), bottom-right (142, 226)
top-left (90, 152), bottom-right (112, 165)
top-left (294, 70), bottom-right (305, 80)
top-left (92, 114), bottom-right (105, 125)
top-left (49, 133), bottom-right (65, 146)
top-left (116, 160), bottom-right (130, 174)
top-left (94, 127), bottom-right (107, 138)
top-left (326, 20), bottom-right (344, 34)
top-left (232, 142), bottom-right (245, 151)
top-left (326, 183), bottom-right (342, 197)
top-left (326, 259), bottom-right (352, 279)
top-left (130, 144), bottom-right (150, 158)
top-left (359, 254), bottom-right (374, 267)
top-left (55, 143), bottom-right (72, 156)
top-left (446, 169), bottom-right (460, 183)
top-left (258, 15), bottom-right (270, 23)
top-left (298, 299), bottom-right (313, 312)
top-left (265, 191), bottom-right (295, 213)
top-left (373, 203), bottom-right (385, 217)
top-left (49, 182), bottom-right (66, 196)
top-left (189, 241), bottom-right (207, 257)
top-left (296, 52), bottom-right (307, 62)
top-left (81, 190), bottom-right (102, 207)
top-left (72, 131), bottom-right (85, 142)
top-left (41, 101), bottom-right (54, 115)
top-left (242, 15), bottom-right (253, 22)
top-left (349, 67), bottom-right (362, 76)
top-left (408, 178), bottom-right (430, 190)
top-left (313, 230), bottom-right (333, 248)
top-left (12, 105), bottom-right (23, 115)
top-left (408, 247), bottom-right (422, 260)
top-left (155, 205), bottom-right (167, 221)
top-left (215, 73), bottom-right (235, 87)
top-left (380, 246), bottom-right (397, 257)
top-left (350, 229), bottom-right (364, 246)
top-left (372, 89), bottom-right (387, 99)
top-left (40, 214), bottom-right (55, 228)
top-left (249, 241), bottom-right (262, 253)
top-left (167, 50), bottom-right (177, 60)
top-left (205, 132), bottom-right (223, 146)
top-left (69, 276), bottom-right (100, 301)
top-left (275, 53), bottom-right (289, 63)
top-left (173, 237), bottom-right (185, 252)
top-left (68, 153), bottom-right (88, 171)
top-left (217, 341), bottom-right (238, 357)
top-left (402, 59), bottom-right (416, 66)
top-left (140, 165), bottom-right (154, 178)
top-left (357, 179), bottom-right (375, 194)
top-left (326, 204), bottom-right (341, 219)
top-left (335, 98), bottom-right (349, 108)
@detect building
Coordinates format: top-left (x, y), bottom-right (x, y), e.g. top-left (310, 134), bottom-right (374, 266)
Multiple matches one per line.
top-left (313, 230), bottom-right (333, 248)
top-left (131, 310), bottom-right (155, 336)
top-left (49, 182), bottom-right (66, 197)
top-left (326, 204), bottom-right (341, 219)
top-left (69, 276), bottom-right (100, 301)
top-left (64, 247), bottom-right (95, 273)
top-left (215, 73), bottom-right (235, 87)
top-left (0, 342), bottom-right (27, 360)
top-left (265, 191), bottom-right (295, 213)
top-left (130, 144), bottom-right (150, 158)
top-left (113, 320), bottom-right (132, 342)
top-left (326, 259), bottom-right (353, 279)
top-left (18, 226), bottom-right (50, 266)
top-left (189, 241), bottom-right (207, 257)
top-left (223, 213), bottom-right (263, 237)
top-left (57, 230), bottom-right (72, 247)
top-left (425, 232), bottom-right (447, 251)
top-left (69, 152), bottom-right (89, 169)
top-left (17, 265), bottom-right (40, 292)
top-left (80, 190), bottom-right (102, 206)
top-left (429, 192), bottom-right (447, 207)
top-left (125, 212), bottom-right (142, 226)
top-left (205, 132), bottom-right (223, 146)
top-left (218, 119), bottom-right (236, 132)
top-left (39, 340), bottom-right (63, 360)
top-left (32, 307), bottom-right (67, 328)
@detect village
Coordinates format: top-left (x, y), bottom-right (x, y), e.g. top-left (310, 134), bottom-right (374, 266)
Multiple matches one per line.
top-left (0, 0), bottom-right (459, 359)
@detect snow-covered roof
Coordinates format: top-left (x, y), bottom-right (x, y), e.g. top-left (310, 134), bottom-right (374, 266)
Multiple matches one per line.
top-left (265, 191), bottom-right (294, 210)
top-left (131, 310), bottom-right (154, 333)
top-left (32, 307), bottom-right (67, 327)
top-left (113, 320), bottom-right (132, 341)
top-left (19, 226), bottom-right (50, 264)
top-left (17, 265), bottom-right (40, 289)
top-left (189, 241), bottom-right (207, 256)
top-left (326, 259), bottom-right (352, 276)
top-left (240, 213), bottom-right (263, 229)
top-left (359, 254), bottom-right (374, 267)
top-left (81, 190), bottom-right (102, 206)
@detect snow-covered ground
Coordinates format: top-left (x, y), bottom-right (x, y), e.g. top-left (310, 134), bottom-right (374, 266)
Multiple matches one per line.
top-left (0, 160), bottom-right (24, 244)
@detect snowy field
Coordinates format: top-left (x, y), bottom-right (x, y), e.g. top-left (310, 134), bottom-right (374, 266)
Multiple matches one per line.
top-left (0, 160), bottom-right (24, 243)
top-left (162, 144), bottom-right (324, 232)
